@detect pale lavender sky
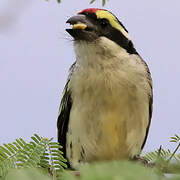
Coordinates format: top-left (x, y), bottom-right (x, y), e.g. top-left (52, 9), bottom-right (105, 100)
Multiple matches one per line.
top-left (0, 0), bottom-right (179, 153)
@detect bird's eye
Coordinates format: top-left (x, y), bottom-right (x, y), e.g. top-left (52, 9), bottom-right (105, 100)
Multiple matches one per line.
top-left (82, 12), bottom-right (90, 17)
top-left (100, 18), bottom-right (109, 27)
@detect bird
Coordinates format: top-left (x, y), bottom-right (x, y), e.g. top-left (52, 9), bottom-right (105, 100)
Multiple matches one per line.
top-left (57, 8), bottom-right (153, 169)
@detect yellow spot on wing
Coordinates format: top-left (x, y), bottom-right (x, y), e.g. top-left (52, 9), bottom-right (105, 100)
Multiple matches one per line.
top-left (73, 23), bottom-right (87, 30)
top-left (96, 10), bottom-right (130, 40)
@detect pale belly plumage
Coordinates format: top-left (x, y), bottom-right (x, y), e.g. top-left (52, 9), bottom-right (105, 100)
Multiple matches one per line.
top-left (65, 38), bottom-right (151, 168)
top-left (66, 67), bottom-right (149, 168)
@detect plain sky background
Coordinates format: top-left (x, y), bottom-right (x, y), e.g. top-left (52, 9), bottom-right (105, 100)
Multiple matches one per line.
top-left (0, 0), bottom-right (179, 153)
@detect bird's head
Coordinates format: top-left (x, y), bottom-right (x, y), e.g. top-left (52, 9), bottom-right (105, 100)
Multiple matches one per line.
top-left (66, 8), bottom-right (137, 54)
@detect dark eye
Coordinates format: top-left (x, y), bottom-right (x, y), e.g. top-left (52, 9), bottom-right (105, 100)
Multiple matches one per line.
top-left (84, 12), bottom-right (89, 16)
top-left (100, 18), bottom-right (109, 27)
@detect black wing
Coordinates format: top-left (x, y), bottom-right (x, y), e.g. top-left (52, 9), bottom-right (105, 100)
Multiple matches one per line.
top-left (57, 63), bottom-right (76, 167)
top-left (141, 62), bottom-right (153, 150)
top-left (141, 93), bottom-right (153, 150)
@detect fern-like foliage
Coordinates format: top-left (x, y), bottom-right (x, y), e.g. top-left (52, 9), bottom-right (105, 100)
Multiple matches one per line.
top-left (144, 134), bottom-right (180, 163)
top-left (55, 0), bottom-right (107, 6)
top-left (144, 134), bottom-right (180, 175)
top-left (144, 146), bottom-right (172, 162)
top-left (90, 0), bottom-right (107, 6)
top-left (169, 134), bottom-right (180, 163)
top-left (170, 134), bottom-right (180, 143)
top-left (0, 134), bottom-right (180, 180)
top-left (0, 134), bottom-right (67, 178)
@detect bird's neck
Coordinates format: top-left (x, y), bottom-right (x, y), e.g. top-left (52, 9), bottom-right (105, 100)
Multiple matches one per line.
top-left (73, 37), bottom-right (129, 70)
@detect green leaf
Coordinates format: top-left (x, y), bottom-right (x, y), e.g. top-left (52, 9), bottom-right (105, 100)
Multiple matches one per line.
top-left (102, 0), bottom-right (106, 6)
top-left (3, 144), bottom-right (15, 154)
top-left (8, 143), bottom-right (18, 152)
top-left (15, 139), bottom-right (24, 148)
top-left (49, 145), bottom-right (62, 149)
top-left (34, 134), bottom-right (41, 141)
top-left (19, 138), bottom-right (27, 146)
top-left (0, 146), bottom-right (11, 156)
top-left (31, 136), bottom-right (40, 144)
top-left (13, 142), bottom-right (22, 150)
top-left (54, 160), bottom-right (67, 168)
top-left (90, 0), bottom-right (96, 4)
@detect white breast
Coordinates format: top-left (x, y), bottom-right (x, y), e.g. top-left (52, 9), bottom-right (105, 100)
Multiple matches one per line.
top-left (66, 37), bottom-right (151, 168)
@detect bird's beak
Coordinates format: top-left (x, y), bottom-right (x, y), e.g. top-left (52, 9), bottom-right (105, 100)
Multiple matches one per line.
top-left (66, 14), bottom-right (97, 41)
top-left (66, 15), bottom-right (88, 30)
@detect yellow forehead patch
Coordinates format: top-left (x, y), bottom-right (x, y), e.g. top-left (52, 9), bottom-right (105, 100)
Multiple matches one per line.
top-left (96, 10), bottom-right (130, 40)
top-left (73, 23), bottom-right (87, 30)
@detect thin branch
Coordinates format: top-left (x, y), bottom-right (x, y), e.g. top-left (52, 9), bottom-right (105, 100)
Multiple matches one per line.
top-left (167, 143), bottom-right (180, 163)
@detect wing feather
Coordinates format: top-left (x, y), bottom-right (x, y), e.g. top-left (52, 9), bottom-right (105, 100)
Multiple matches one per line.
top-left (57, 62), bottom-right (76, 167)
top-left (141, 62), bottom-right (153, 150)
